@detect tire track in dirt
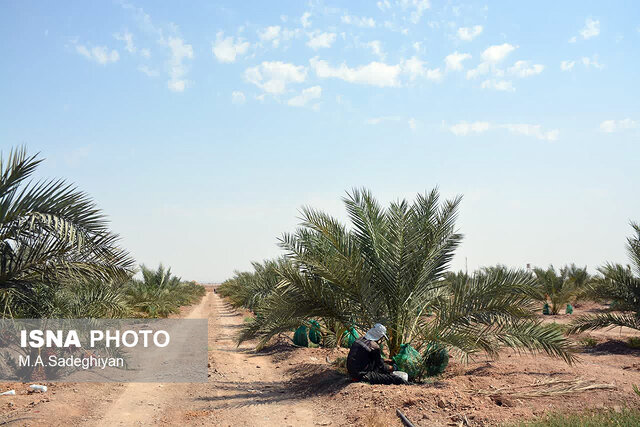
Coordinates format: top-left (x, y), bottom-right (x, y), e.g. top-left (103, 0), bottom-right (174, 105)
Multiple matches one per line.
top-left (87, 291), bottom-right (326, 426)
top-left (196, 292), bottom-right (319, 426)
top-left (89, 291), bottom-right (213, 426)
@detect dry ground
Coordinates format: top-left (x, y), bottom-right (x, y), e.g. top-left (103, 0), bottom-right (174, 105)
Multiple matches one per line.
top-left (1, 292), bottom-right (639, 426)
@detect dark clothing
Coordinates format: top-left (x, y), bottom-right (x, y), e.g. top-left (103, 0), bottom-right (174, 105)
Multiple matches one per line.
top-left (347, 337), bottom-right (407, 385)
top-left (347, 337), bottom-right (386, 378)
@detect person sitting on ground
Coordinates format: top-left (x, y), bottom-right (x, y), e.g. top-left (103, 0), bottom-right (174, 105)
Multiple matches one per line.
top-left (346, 323), bottom-right (408, 385)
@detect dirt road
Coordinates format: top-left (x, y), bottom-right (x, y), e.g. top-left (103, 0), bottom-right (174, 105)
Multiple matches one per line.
top-left (7, 292), bottom-right (638, 426)
top-left (90, 291), bottom-right (214, 426)
top-left (87, 290), bottom-right (328, 426)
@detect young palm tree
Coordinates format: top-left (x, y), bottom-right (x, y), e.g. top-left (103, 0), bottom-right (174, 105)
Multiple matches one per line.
top-left (218, 258), bottom-right (287, 311)
top-left (533, 264), bottom-right (590, 315)
top-left (569, 222), bottom-right (640, 333)
top-left (239, 189), bottom-right (575, 364)
top-left (0, 147), bottom-right (135, 317)
top-left (126, 264), bottom-right (204, 317)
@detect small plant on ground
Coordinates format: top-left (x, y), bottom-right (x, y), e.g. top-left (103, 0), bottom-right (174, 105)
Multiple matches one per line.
top-left (579, 337), bottom-right (598, 348)
top-left (509, 408), bottom-right (640, 426)
top-left (627, 337), bottom-right (640, 349)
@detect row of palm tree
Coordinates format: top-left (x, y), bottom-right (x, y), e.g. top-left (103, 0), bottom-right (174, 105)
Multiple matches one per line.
top-left (126, 264), bottom-right (206, 317)
top-left (1, 146), bottom-right (203, 318)
top-left (532, 264), bottom-right (590, 315)
top-left (233, 188), bottom-right (577, 370)
top-left (225, 189), bottom-right (640, 379)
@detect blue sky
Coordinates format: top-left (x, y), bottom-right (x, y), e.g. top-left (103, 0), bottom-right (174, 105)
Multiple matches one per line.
top-left (1, 0), bottom-right (639, 281)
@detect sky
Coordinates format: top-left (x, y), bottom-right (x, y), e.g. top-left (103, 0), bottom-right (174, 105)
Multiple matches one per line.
top-left (1, 0), bottom-right (639, 282)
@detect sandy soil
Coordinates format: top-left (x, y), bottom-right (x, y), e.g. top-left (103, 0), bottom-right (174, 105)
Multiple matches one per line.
top-left (1, 292), bottom-right (640, 426)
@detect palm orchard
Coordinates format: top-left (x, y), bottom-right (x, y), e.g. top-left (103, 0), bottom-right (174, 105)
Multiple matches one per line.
top-left (0, 147), bottom-right (203, 319)
top-left (221, 189), bottom-right (582, 379)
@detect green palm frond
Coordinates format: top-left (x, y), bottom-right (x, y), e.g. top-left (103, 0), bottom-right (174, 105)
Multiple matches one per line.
top-left (568, 221), bottom-right (640, 334)
top-left (568, 312), bottom-right (640, 334)
top-left (229, 188), bottom-right (574, 367)
top-left (1, 146), bottom-right (135, 317)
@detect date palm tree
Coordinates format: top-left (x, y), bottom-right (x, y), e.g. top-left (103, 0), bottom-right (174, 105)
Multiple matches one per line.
top-left (219, 258), bottom-right (287, 312)
top-left (238, 188), bottom-right (575, 364)
top-left (533, 264), bottom-right (590, 315)
top-left (0, 147), bottom-right (135, 317)
top-left (569, 222), bottom-right (640, 333)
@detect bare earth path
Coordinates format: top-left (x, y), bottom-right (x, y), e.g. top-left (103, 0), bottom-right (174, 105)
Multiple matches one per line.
top-left (90, 290), bottom-right (215, 426)
top-left (177, 291), bottom-right (323, 426)
top-left (86, 290), bottom-right (330, 426)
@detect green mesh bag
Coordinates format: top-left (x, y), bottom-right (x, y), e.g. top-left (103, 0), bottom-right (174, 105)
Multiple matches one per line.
top-left (423, 343), bottom-right (449, 377)
top-left (542, 303), bottom-right (550, 315)
top-left (293, 325), bottom-right (309, 347)
top-left (341, 327), bottom-right (359, 348)
top-left (392, 344), bottom-right (423, 380)
top-left (308, 320), bottom-right (322, 345)
top-left (566, 304), bottom-right (573, 314)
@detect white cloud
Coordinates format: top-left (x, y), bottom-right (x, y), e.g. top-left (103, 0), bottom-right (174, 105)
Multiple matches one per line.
top-left (257, 25), bottom-right (299, 48)
top-left (114, 31), bottom-right (136, 53)
top-left (301, 12), bottom-right (311, 28)
top-left (457, 25), bottom-right (483, 41)
top-left (466, 62), bottom-right (490, 79)
top-left (580, 19), bottom-right (600, 39)
top-left (245, 61), bottom-right (307, 94)
top-left (402, 56), bottom-right (442, 81)
top-left (466, 43), bottom-right (517, 82)
top-left (508, 60), bottom-right (544, 77)
top-left (259, 26), bottom-right (281, 43)
top-left (166, 36), bottom-right (194, 92)
top-left (366, 40), bottom-right (385, 60)
top-left (231, 91), bottom-right (246, 105)
top-left (582, 55), bottom-right (604, 69)
top-left (481, 43), bottom-right (516, 63)
top-left (445, 51), bottom-right (471, 71)
top-left (377, 0), bottom-right (430, 23)
top-left (287, 85), bottom-right (322, 107)
top-left (212, 31), bottom-right (250, 63)
top-left (480, 79), bottom-right (515, 91)
top-left (569, 18), bottom-right (600, 42)
top-left (75, 43), bottom-right (119, 65)
top-left (450, 121), bottom-right (490, 136)
top-left (560, 60), bottom-right (575, 71)
top-left (408, 118), bottom-right (417, 130)
top-left (138, 65), bottom-right (158, 76)
top-left (341, 15), bottom-right (376, 28)
top-left (501, 124), bottom-right (558, 141)
top-left (450, 121), bottom-right (558, 140)
top-left (405, 0), bottom-right (431, 24)
top-left (599, 118), bottom-right (638, 133)
top-left (307, 32), bottom-right (336, 50)
top-left (310, 57), bottom-right (402, 87)
top-left (140, 48), bottom-right (151, 58)
top-left (377, 0), bottom-right (392, 11)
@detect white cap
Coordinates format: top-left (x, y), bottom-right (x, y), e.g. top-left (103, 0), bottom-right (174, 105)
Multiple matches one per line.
top-left (364, 323), bottom-right (387, 341)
